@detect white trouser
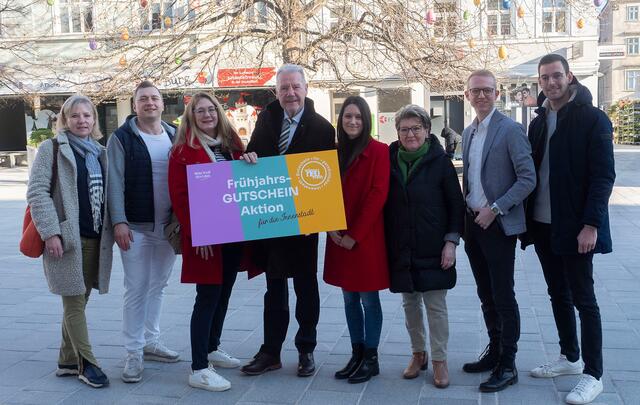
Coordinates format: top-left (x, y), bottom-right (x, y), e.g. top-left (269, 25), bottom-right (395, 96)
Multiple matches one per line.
top-left (121, 227), bottom-right (176, 353)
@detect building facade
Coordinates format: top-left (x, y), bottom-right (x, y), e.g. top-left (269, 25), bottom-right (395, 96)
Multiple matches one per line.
top-left (0, 0), bottom-right (602, 152)
top-left (599, 0), bottom-right (640, 108)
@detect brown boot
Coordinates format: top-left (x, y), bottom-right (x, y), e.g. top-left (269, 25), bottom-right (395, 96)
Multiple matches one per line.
top-left (403, 352), bottom-right (427, 379)
top-left (432, 360), bottom-right (449, 388)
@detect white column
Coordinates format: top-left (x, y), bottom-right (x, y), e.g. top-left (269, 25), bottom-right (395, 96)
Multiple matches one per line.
top-left (307, 87), bottom-right (331, 122)
top-left (116, 97), bottom-right (132, 126)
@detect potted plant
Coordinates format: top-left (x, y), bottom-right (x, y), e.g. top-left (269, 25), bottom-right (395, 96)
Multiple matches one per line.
top-left (26, 128), bottom-right (55, 168)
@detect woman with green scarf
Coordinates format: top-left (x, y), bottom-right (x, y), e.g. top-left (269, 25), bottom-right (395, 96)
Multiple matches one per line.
top-left (384, 104), bottom-right (465, 388)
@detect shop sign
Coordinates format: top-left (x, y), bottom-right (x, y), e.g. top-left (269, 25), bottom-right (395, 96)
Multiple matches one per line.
top-left (598, 45), bottom-right (626, 60)
top-left (217, 67), bottom-right (276, 87)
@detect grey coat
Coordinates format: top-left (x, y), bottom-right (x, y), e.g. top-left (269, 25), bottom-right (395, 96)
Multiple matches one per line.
top-left (462, 110), bottom-right (536, 236)
top-left (26, 133), bottom-right (114, 296)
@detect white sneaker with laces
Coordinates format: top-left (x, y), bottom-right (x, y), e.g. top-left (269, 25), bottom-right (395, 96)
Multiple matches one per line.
top-left (530, 355), bottom-right (584, 378)
top-left (189, 365), bottom-right (231, 392)
top-left (122, 352), bottom-right (144, 383)
top-left (565, 374), bottom-right (603, 404)
top-left (143, 341), bottom-right (180, 363)
top-left (208, 348), bottom-right (241, 368)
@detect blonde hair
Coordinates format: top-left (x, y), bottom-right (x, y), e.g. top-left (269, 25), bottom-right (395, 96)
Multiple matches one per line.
top-left (56, 95), bottom-right (103, 139)
top-left (173, 93), bottom-right (244, 153)
top-left (467, 69), bottom-right (497, 88)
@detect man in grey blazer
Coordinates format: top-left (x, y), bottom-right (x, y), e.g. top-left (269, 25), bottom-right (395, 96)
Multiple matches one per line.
top-left (461, 70), bottom-right (536, 392)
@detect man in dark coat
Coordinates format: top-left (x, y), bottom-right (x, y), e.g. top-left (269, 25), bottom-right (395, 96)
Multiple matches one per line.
top-left (240, 64), bottom-right (335, 377)
top-left (521, 54), bottom-right (615, 405)
top-left (441, 126), bottom-right (461, 159)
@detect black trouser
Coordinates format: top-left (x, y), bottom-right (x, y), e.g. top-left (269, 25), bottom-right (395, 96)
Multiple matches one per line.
top-left (260, 273), bottom-right (320, 356)
top-left (190, 244), bottom-right (241, 371)
top-left (530, 221), bottom-right (602, 379)
top-left (464, 213), bottom-right (520, 366)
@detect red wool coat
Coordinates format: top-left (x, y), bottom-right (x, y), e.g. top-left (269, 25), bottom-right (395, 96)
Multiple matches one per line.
top-left (323, 139), bottom-right (390, 292)
top-left (168, 137), bottom-right (260, 284)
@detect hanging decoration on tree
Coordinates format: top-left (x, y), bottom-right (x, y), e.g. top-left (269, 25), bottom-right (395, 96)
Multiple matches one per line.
top-left (576, 18), bottom-right (585, 29)
top-left (463, 10), bottom-right (470, 21)
top-left (175, 55), bottom-right (182, 65)
top-left (474, 0), bottom-right (481, 6)
top-left (46, 0), bottom-right (54, 6)
top-left (164, 17), bottom-right (172, 27)
top-left (498, 45), bottom-right (507, 60)
top-left (593, 0), bottom-right (603, 7)
top-left (517, 5), bottom-right (525, 18)
top-left (89, 38), bottom-right (98, 50)
top-left (119, 55), bottom-right (127, 66)
top-left (426, 9), bottom-right (436, 25)
top-left (120, 28), bottom-right (130, 41)
top-left (140, 0), bottom-right (148, 7)
top-left (502, 0), bottom-right (511, 10)
top-left (468, 38), bottom-right (476, 48)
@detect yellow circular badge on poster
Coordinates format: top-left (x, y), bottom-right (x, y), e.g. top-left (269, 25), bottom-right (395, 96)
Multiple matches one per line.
top-left (296, 157), bottom-right (331, 190)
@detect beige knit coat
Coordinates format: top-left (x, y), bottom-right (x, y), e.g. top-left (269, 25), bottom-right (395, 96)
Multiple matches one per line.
top-left (26, 133), bottom-right (114, 296)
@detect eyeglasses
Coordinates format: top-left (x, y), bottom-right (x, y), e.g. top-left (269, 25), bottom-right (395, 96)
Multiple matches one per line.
top-left (398, 125), bottom-right (424, 136)
top-left (193, 107), bottom-right (217, 116)
top-left (468, 88), bottom-right (495, 97)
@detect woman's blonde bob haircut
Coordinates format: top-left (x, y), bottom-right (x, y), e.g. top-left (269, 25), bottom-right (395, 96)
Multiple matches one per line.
top-left (173, 92), bottom-right (244, 153)
top-left (56, 95), bottom-right (103, 140)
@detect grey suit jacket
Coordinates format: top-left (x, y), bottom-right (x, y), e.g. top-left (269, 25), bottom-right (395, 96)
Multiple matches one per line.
top-left (462, 110), bottom-right (536, 236)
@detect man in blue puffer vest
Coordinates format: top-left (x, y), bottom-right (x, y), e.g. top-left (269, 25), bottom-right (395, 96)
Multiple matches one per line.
top-left (107, 81), bottom-right (179, 384)
top-left (522, 54), bottom-right (615, 405)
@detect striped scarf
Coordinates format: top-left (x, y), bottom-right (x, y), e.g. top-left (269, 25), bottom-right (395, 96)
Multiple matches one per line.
top-left (67, 132), bottom-right (104, 233)
top-left (201, 134), bottom-right (228, 162)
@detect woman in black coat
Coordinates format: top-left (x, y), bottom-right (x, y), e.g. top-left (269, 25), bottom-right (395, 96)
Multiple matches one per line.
top-left (385, 104), bottom-right (465, 388)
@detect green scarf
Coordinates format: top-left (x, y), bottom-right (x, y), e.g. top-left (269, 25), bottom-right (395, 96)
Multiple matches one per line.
top-left (397, 141), bottom-right (430, 183)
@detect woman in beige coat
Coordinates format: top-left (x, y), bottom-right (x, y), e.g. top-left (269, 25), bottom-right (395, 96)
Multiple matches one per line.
top-left (27, 95), bottom-right (113, 388)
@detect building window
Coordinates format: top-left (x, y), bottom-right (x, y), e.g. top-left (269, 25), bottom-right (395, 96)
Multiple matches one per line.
top-left (542, 0), bottom-right (567, 34)
top-left (140, 1), bottom-right (174, 31)
top-left (487, 0), bottom-right (511, 36)
top-left (627, 6), bottom-right (639, 21)
top-left (246, 1), bottom-right (267, 24)
top-left (627, 37), bottom-right (640, 55)
top-left (433, 0), bottom-right (458, 38)
top-left (626, 70), bottom-right (640, 91)
top-left (58, 0), bottom-right (93, 33)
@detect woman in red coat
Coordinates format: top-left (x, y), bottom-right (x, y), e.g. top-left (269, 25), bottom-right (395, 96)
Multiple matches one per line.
top-left (168, 93), bottom-right (257, 392)
top-left (323, 96), bottom-right (390, 384)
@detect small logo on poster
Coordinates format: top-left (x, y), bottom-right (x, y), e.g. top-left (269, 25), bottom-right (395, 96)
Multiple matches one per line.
top-left (296, 157), bottom-right (331, 190)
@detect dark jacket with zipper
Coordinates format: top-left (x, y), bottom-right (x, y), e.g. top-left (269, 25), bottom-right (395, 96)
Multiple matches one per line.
top-left (520, 78), bottom-right (615, 254)
top-left (385, 135), bottom-right (465, 293)
top-left (107, 114), bottom-right (176, 231)
top-left (247, 98), bottom-right (335, 278)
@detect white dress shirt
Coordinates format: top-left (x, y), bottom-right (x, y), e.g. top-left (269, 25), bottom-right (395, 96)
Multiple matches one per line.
top-left (465, 108), bottom-right (496, 210)
top-left (281, 106), bottom-right (305, 150)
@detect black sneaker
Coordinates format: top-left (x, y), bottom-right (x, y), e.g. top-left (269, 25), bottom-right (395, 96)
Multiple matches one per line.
top-left (56, 364), bottom-right (79, 377)
top-left (79, 362), bottom-right (109, 388)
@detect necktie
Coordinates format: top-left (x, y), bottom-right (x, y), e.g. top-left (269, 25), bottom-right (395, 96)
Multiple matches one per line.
top-left (278, 118), bottom-right (292, 155)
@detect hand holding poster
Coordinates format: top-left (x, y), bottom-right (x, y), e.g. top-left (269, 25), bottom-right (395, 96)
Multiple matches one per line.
top-left (187, 150), bottom-right (347, 246)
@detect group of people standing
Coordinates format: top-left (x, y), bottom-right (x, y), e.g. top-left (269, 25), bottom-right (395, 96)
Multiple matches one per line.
top-left (26, 53), bottom-right (614, 405)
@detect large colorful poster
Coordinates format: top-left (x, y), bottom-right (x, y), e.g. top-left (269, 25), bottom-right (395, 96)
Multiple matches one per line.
top-left (186, 150), bottom-right (347, 246)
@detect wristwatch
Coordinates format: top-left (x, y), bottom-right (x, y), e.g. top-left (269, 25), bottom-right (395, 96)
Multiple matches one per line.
top-left (489, 202), bottom-right (502, 216)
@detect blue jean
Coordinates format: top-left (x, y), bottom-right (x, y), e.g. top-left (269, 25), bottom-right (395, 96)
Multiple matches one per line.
top-left (342, 290), bottom-right (383, 349)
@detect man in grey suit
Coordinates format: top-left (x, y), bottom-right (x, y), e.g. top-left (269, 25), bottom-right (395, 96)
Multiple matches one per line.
top-left (461, 70), bottom-right (536, 392)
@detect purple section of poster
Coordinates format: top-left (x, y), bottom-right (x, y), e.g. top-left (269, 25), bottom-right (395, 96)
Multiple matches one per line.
top-left (186, 162), bottom-right (244, 246)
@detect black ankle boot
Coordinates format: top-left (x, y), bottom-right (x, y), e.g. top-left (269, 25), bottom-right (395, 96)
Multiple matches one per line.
top-left (348, 347), bottom-right (379, 384)
top-left (335, 343), bottom-right (364, 379)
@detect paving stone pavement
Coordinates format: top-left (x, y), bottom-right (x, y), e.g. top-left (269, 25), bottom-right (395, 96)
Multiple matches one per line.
top-left (1, 147), bottom-right (639, 405)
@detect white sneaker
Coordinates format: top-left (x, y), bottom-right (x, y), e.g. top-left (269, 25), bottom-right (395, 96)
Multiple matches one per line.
top-left (143, 341), bottom-right (180, 363)
top-left (565, 374), bottom-right (603, 404)
top-left (188, 365), bottom-right (231, 392)
top-left (208, 348), bottom-right (241, 369)
top-left (530, 355), bottom-right (584, 378)
top-left (122, 352), bottom-right (144, 383)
